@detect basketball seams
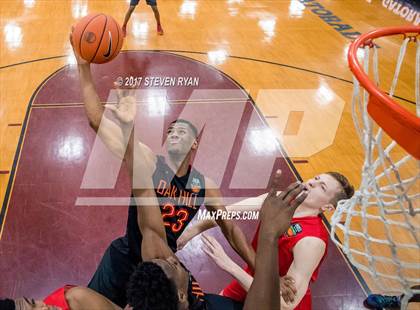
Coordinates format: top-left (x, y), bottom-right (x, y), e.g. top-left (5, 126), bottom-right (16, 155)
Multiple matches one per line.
top-left (78, 13), bottom-right (101, 61)
top-left (90, 14), bottom-right (108, 63)
top-left (74, 14), bottom-right (123, 64)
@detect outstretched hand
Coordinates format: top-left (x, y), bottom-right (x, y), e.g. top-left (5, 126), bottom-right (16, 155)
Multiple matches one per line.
top-left (105, 83), bottom-right (137, 124)
top-left (260, 170), bottom-right (308, 237)
top-left (201, 234), bottom-right (235, 272)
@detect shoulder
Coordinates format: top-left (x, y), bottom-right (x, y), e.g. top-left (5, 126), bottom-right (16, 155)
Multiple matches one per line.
top-left (65, 286), bottom-right (122, 310)
top-left (65, 286), bottom-right (87, 308)
top-left (293, 237), bottom-right (326, 255)
top-left (296, 216), bottom-right (329, 239)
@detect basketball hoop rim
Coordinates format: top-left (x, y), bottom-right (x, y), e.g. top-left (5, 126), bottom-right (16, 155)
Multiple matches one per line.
top-left (348, 26), bottom-right (420, 159)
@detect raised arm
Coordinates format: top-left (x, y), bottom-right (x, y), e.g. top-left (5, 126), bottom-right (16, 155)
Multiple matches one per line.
top-left (123, 129), bottom-right (171, 261)
top-left (70, 30), bottom-right (155, 165)
top-left (73, 48), bottom-right (128, 158)
top-left (244, 180), bottom-right (308, 310)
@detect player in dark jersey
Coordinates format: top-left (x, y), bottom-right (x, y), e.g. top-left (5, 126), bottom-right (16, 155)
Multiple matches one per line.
top-left (122, 159), bottom-right (308, 310)
top-left (71, 35), bottom-right (256, 308)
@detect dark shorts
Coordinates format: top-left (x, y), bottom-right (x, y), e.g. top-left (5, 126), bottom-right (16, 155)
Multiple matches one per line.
top-left (130, 0), bottom-right (157, 6)
top-left (87, 238), bottom-right (137, 307)
top-left (204, 294), bottom-right (244, 310)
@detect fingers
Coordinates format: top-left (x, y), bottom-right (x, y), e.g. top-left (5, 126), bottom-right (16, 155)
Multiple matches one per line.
top-left (283, 289), bottom-right (295, 304)
top-left (201, 234), bottom-right (218, 249)
top-left (202, 234), bottom-right (225, 256)
top-left (280, 276), bottom-right (297, 304)
top-left (280, 182), bottom-right (302, 202)
top-left (114, 81), bottom-right (137, 102)
top-left (113, 82), bottom-right (124, 101)
top-left (201, 234), bottom-right (214, 252)
top-left (104, 104), bottom-right (118, 112)
top-left (201, 236), bottom-right (217, 261)
top-left (267, 187), bottom-right (277, 199)
top-left (290, 189), bottom-right (308, 211)
top-left (267, 169), bottom-right (282, 197)
top-left (281, 288), bottom-right (294, 304)
top-left (202, 242), bottom-right (213, 257)
top-left (283, 275), bottom-right (297, 294)
top-left (271, 169), bottom-right (282, 188)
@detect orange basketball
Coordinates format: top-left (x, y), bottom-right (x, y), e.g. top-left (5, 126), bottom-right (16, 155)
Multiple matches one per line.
top-left (71, 13), bottom-right (124, 64)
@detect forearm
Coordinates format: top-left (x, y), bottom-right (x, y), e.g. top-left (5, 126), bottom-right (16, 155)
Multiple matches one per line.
top-left (244, 232), bottom-right (279, 310)
top-left (78, 63), bottom-right (104, 130)
top-left (141, 227), bottom-right (171, 260)
top-left (222, 223), bottom-right (256, 270)
top-left (224, 261), bottom-right (254, 291)
top-left (183, 220), bottom-right (217, 241)
top-left (121, 121), bottom-right (134, 161)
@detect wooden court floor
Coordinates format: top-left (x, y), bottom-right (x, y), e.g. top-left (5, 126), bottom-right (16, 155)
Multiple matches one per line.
top-left (0, 0), bottom-right (418, 307)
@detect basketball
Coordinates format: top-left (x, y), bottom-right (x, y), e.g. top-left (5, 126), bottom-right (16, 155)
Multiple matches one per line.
top-left (71, 13), bottom-right (124, 64)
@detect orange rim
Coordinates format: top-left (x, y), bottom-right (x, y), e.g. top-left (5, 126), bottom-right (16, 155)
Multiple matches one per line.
top-left (348, 26), bottom-right (420, 159)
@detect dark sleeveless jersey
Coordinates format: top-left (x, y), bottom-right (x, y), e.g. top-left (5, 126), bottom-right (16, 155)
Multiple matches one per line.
top-left (126, 155), bottom-right (206, 261)
top-left (188, 273), bottom-right (207, 310)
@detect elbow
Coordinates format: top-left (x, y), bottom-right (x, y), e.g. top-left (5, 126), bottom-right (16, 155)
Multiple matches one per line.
top-left (88, 120), bottom-right (99, 132)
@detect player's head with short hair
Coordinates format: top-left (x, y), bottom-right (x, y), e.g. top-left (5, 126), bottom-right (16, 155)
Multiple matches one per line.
top-left (0, 299), bottom-right (15, 310)
top-left (2, 297), bottom-right (58, 310)
top-left (301, 172), bottom-right (354, 214)
top-left (165, 119), bottom-right (199, 157)
top-left (326, 172), bottom-right (354, 207)
top-left (127, 257), bottom-right (190, 310)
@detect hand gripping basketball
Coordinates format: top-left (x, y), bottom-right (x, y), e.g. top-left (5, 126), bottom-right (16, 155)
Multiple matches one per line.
top-left (70, 13), bottom-right (124, 64)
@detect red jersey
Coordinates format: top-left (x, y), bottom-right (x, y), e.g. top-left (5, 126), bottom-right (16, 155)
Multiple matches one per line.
top-left (44, 285), bottom-right (75, 310)
top-left (222, 216), bottom-right (329, 310)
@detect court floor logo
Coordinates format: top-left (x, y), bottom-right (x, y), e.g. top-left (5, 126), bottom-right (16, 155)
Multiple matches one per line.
top-left (382, 0), bottom-right (420, 25)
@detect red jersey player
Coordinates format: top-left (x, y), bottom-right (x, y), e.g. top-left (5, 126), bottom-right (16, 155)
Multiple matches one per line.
top-left (178, 172), bottom-right (354, 309)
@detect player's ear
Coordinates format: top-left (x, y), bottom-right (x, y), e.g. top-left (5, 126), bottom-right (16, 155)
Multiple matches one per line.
top-left (191, 139), bottom-right (198, 150)
top-left (320, 203), bottom-right (334, 213)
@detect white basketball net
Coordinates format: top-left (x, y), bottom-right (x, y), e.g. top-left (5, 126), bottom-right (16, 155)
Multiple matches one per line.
top-left (330, 35), bottom-right (420, 309)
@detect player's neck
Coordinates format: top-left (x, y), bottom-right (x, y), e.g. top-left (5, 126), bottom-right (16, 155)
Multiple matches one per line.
top-left (293, 204), bottom-right (319, 218)
top-left (167, 153), bottom-right (191, 177)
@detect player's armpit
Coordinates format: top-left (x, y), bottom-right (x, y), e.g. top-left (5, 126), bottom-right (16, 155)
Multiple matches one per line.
top-left (141, 227), bottom-right (173, 261)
